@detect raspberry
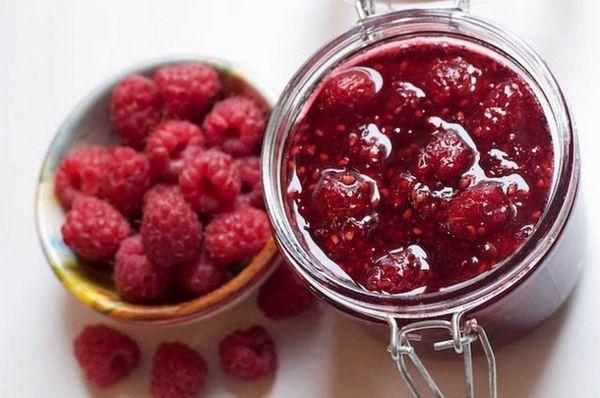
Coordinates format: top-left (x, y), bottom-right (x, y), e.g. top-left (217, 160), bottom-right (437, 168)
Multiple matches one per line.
top-left (62, 195), bottom-right (131, 262)
top-left (202, 96), bottom-right (266, 156)
top-left (469, 81), bottom-right (523, 140)
top-left (257, 263), bottom-right (314, 320)
top-left (447, 182), bottom-right (511, 240)
top-left (204, 207), bottom-right (271, 264)
top-left (386, 172), bottom-right (416, 210)
top-left (151, 343), bottom-right (207, 398)
top-left (425, 57), bottom-right (482, 104)
top-left (179, 148), bottom-right (241, 214)
top-left (346, 123), bottom-right (393, 169)
top-left (178, 250), bottom-right (227, 297)
top-left (234, 156), bottom-right (264, 208)
top-left (318, 68), bottom-right (378, 112)
top-left (111, 74), bottom-right (163, 149)
top-left (219, 326), bottom-right (277, 380)
top-left (416, 129), bottom-right (474, 183)
top-left (141, 185), bottom-right (202, 269)
top-left (385, 81), bottom-right (425, 117)
top-left (114, 235), bottom-right (172, 303)
top-left (101, 147), bottom-right (151, 217)
top-left (73, 325), bottom-right (140, 388)
top-left (55, 146), bottom-right (108, 209)
top-left (365, 247), bottom-right (429, 294)
top-left (145, 120), bottom-right (205, 182)
top-left (154, 63), bottom-right (220, 120)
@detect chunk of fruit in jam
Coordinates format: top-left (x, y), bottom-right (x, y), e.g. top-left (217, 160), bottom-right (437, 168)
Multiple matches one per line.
top-left (366, 247), bottom-right (430, 294)
top-left (416, 129), bottom-right (474, 183)
top-left (317, 68), bottom-right (379, 112)
top-left (469, 81), bottom-right (524, 140)
top-left (425, 57), bottom-right (482, 104)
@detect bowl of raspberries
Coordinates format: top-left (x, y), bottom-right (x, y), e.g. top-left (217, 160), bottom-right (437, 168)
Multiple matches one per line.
top-left (36, 58), bottom-right (279, 323)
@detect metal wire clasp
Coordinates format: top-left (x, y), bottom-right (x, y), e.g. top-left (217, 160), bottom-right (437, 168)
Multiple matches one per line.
top-left (387, 314), bottom-right (497, 398)
top-left (356, 0), bottom-right (471, 20)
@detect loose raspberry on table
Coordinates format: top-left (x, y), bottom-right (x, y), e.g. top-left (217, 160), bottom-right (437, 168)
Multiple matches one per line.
top-left (145, 120), bottom-right (205, 182)
top-left (101, 147), bottom-right (151, 217)
top-left (469, 80), bottom-right (523, 140)
top-left (73, 324), bottom-right (140, 388)
top-left (178, 250), bottom-right (227, 297)
top-left (234, 156), bottom-right (264, 209)
top-left (179, 148), bottom-right (241, 214)
top-left (114, 235), bottom-right (172, 304)
top-left (416, 129), bottom-right (474, 183)
top-left (425, 57), bottom-right (482, 104)
top-left (154, 63), bottom-right (220, 120)
top-left (111, 74), bottom-right (163, 149)
top-left (61, 195), bottom-right (131, 262)
top-left (318, 68), bottom-right (378, 112)
top-left (257, 263), bottom-right (314, 320)
top-left (151, 342), bottom-right (207, 398)
top-left (202, 96), bottom-right (266, 156)
top-left (55, 146), bottom-right (108, 209)
top-left (219, 325), bottom-right (277, 380)
top-left (140, 185), bottom-right (202, 269)
top-left (204, 206), bottom-right (271, 264)
top-left (365, 247), bottom-right (429, 294)
top-left (447, 182), bottom-right (511, 240)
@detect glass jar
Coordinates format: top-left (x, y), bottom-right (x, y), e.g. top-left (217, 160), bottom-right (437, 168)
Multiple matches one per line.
top-left (262, 0), bottom-right (582, 395)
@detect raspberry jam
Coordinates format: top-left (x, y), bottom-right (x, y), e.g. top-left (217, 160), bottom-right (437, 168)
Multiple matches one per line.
top-left (285, 40), bottom-right (554, 295)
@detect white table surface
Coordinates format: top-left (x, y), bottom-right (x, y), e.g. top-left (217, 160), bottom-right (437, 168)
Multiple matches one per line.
top-left (2, 0), bottom-right (599, 396)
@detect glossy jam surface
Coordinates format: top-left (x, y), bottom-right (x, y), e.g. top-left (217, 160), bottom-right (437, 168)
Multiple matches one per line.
top-left (285, 41), bottom-right (554, 295)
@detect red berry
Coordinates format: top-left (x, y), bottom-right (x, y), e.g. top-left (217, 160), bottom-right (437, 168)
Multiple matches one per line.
top-left (141, 185), bottom-right (202, 269)
top-left (73, 325), bottom-right (140, 388)
top-left (179, 148), bottom-right (241, 214)
top-left (114, 235), bottom-right (172, 304)
top-left (257, 263), bottom-right (314, 320)
top-left (178, 250), bottom-right (227, 297)
top-left (447, 182), bottom-right (511, 240)
top-left (55, 146), bottom-right (108, 209)
top-left (365, 247), bottom-right (429, 294)
top-left (318, 68), bottom-right (378, 112)
top-left (416, 129), bottom-right (474, 183)
top-left (425, 57), bottom-right (482, 104)
top-left (101, 147), bottom-right (151, 217)
top-left (386, 172), bottom-right (416, 210)
top-left (234, 156), bottom-right (264, 209)
top-left (202, 96), bottom-right (266, 156)
top-left (385, 81), bottom-right (425, 117)
top-left (111, 74), bottom-right (163, 149)
top-left (154, 63), bottom-right (220, 120)
top-left (61, 195), bottom-right (131, 262)
top-left (145, 120), bottom-right (205, 182)
top-left (469, 81), bottom-right (523, 140)
top-left (204, 207), bottom-right (271, 264)
top-left (219, 326), bottom-right (276, 380)
top-left (151, 342), bottom-right (207, 398)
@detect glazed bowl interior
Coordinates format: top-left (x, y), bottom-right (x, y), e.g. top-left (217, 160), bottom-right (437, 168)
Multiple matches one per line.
top-left (36, 57), bottom-right (278, 324)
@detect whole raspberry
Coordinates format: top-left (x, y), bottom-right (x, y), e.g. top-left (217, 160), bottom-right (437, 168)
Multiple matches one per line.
top-left (141, 185), bottom-right (202, 269)
top-left (154, 63), bottom-right (220, 120)
top-left (178, 250), bottom-right (227, 297)
top-left (179, 148), bottom-right (241, 214)
top-left (469, 80), bottom-right (523, 140)
top-left (219, 325), bottom-right (277, 380)
top-left (101, 147), bottom-right (151, 217)
top-left (365, 248), bottom-right (429, 294)
top-left (111, 74), bottom-right (163, 149)
top-left (257, 263), bottom-right (314, 320)
top-left (145, 120), bottom-right (205, 182)
top-left (416, 129), bottom-right (474, 183)
top-left (151, 342), bottom-right (207, 398)
top-left (204, 207), bottom-right (271, 264)
top-left (55, 146), bottom-right (108, 210)
top-left (61, 195), bottom-right (131, 262)
top-left (234, 156), bottom-right (264, 209)
top-left (318, 68), bottom-right (378, 112)
top-left (202, 96), bottom-right (266, 156)
top-left (114, 235), bottom-right (172, 304)
top-left (425, 57), bottom-right (482, 104)
top-left (73, 324), bottom-right (140, 388)
top-left (447, 182), bottom-right (511, 240)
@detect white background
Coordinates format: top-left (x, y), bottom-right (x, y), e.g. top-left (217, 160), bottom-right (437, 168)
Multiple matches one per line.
top-left (1, 0), bottom-right (599, 396)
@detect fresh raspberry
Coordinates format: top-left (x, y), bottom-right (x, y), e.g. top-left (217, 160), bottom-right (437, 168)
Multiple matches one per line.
top-left (73, 324), bottom-right (140, 388)
top-left (154, 63), bottom-right (220, 120)
top-left (179, 148), bottom-right (241, 214)
top-left (101, 147), bottom-right (151, 217)
top-left (318, 68), bottom-right (378, 112)
top-left (447, 182), bottom-right (511, 240)
top-left (145, 120), bottom-right (205, 182)
top-left (425, 57), bottom-right (482, 104)
top-left (62, 195), bottom-right (131, 262)
top-left (202, 96), bottom-right (266, 156)
top-left (114, 235), bottom-right (172, 304)
top-left (365, 248), bottom-right (429, 294)
top-left (151, 342), bottom-right (207, 398)
top-left (234, 156), bottom-right (264, 208)
top-left (178, 250), bottom-right (227, 297)
top-left (55, 146), bottom-right (108, 209)
top-left (257, 263), bottom-right (314, 320)
top-left (416, 129), bottom-right (474, 183)
top-left (111, 74), bottom-right (163, 149)
top-left (469, 81), bottom-right (523, 140)
top-left (141, 185), bottom-right (202, 269)
top-left (204, 207), bottom-right (271, 264)
top-left (219, 325), bottom-right (277, 380)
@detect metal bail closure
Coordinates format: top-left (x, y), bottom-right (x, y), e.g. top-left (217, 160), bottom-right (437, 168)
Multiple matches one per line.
top-left (387, 313), bottom-right (497, 398)
top-left (356, 0), bottom-right (471, 20)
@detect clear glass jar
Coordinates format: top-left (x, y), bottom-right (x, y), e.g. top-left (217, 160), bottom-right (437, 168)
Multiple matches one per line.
top-left (262, 1), bottom-right (581, 394)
